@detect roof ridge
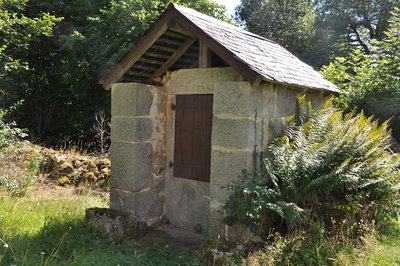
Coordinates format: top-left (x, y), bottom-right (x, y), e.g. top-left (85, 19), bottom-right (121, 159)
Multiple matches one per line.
top-left (170, 3), bottom-right (278, 44)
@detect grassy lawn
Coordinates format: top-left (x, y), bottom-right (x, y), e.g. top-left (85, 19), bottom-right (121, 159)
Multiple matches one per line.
top-left (350, 220), bottom-right (400, 266)
top-left (1, 185), bottom-right (399, 266)
top-left (0, 186), bottom-right (202, 266)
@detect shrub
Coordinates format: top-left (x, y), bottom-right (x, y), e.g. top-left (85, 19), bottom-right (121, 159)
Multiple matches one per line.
top-left (223, 97), bottom-right (400, 237)
top-left (0, 106), bottom-right (27, 150)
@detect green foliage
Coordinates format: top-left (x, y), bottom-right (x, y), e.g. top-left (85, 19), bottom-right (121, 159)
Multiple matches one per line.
top-left (0, 0), bottom-right (226, 145)
top-left (243, 219), bottom-right (400, 265)
top-left (61, 0), bottom-right (226, 82)
top-left (315, 0), bottom-right (398, 54)
top-left (235, 0), bottom-right (399, 68)
top-left (235, 0), bottom-right (316, 65)
top-left (0, 105), bottom-right (27, 149)
top-left (223, 97), bottom-right (400, 236)
top-left (0, 0), bottom-right (60, 72)
top-left (322, 8), bottom-right (400, 141)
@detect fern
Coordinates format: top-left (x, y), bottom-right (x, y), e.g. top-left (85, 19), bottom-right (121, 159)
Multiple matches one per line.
top-left (223, 98), bottom-right (400, 235)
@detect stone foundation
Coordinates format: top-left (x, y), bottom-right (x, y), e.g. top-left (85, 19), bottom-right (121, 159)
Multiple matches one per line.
top-left (85, 208), bottom-right (148, 243)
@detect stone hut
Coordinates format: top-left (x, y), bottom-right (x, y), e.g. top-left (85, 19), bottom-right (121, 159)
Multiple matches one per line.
top-left (102, 4), bottom-right (339, 238)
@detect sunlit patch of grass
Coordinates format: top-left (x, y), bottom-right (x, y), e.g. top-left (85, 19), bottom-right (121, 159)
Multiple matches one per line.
top-left (349, 220), bottom-right (400, 266)
top-left (0, 187), bottom-right (202, 266)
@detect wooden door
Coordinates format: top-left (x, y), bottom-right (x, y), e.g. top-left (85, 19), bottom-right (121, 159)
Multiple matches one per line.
top-left (173, 94), bottom-right (213, 182)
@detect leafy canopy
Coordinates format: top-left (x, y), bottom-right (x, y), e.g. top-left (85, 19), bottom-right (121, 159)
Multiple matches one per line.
top-left (235, 0), bottom-right (398, 68)
top-left (0, 0), bottom-right (226, 143)
top-left (322, 8), bottom-right (400, 142)
top-left (0, 0), bottom-right (60, 72)
top-left (223, 97), bottom-right (400, 235)
top-left (235, 0), bottom-right (315, 65)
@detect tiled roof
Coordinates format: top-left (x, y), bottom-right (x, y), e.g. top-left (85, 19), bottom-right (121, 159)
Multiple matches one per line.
top-left (103, 4), bottom-right (339, 93)
top-left (173, 5), bottom-right (339, 93)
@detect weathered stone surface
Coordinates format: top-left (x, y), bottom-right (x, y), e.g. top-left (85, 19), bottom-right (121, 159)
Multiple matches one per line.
top-left (166, 67), bottom-right (242, 94)
top-left (136, 85), bottom-right (153, 116)
top-left (274, 85), bottom-right (298, 118)
top-left (111, 83), bottom-right (156, 116)
top-left (111, 83), bottom-right (138, 116)
top-left (156, 88), bottom-right (165, 112)
top-left (209, 148), bottom-right (253, 209)
top-left (85, 207), bottom-right (148, 243)
top-left (111, 116), bottom-right (134, 142)
top-left (108, 68), bottom-right (330, 240)
top-left (134, 118), bottom-right (154, 141)
top-left (213, 81), bottom-right (251, 115)
top-left (212, 117), bottom-right (259, 149)
top-left (164, 177), bottom-right (210, 230)
top-left (110, 189), bottom-right (164, 221)
top-left (110, 142), bottom-right (152, 191)
top-left (39, 147), bottom-right (110, 189)
top-left (154, 154), bottom-right (166, 175)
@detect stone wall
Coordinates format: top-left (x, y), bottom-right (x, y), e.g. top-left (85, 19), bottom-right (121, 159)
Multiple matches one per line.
top-left (209, 80), bottom-right (327, 239)
top-left (110, 83), bottom-right (166, 226)
top-left (110, 67), bottom-right (329, 236)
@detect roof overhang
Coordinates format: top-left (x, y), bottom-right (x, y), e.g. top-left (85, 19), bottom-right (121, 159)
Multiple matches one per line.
top-left (102, 3), bottom-right (340, 94)
top-left (101, 4), bottom-right (260, 90)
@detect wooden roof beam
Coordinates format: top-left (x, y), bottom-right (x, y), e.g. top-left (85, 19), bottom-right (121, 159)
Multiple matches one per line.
top-left (149, 38), bottom-right (196, 82)
top-left (171, 12), bottom-right (259, 84)
top-left (167, 20), bottom-right (195, 38)
top-left (199, 41), bottom-right (211, 68)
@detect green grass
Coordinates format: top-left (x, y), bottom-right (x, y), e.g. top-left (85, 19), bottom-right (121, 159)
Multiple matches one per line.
top-left (0, 187), bottom-right (202, 266)
top-left (349, 220), bottom-right (400, 266)
top-left (1, 186), bottom-right (399, 266)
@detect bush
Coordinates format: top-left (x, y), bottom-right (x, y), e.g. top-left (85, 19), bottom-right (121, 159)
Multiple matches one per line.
top-left (223, 97), bottom-right (400, 237)
top-left (0, 106), bottom-right (27, 150)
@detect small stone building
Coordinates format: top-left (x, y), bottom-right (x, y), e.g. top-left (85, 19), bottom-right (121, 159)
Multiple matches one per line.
top-left (102, 4), bottom-right (339, 238)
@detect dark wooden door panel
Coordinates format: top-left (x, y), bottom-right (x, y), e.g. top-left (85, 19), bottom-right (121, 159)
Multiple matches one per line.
top-left (173, 94), bottom-right (213, 182)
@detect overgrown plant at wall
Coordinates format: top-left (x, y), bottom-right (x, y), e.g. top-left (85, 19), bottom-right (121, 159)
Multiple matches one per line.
top-left (223, 97), bottom-right (400, 237)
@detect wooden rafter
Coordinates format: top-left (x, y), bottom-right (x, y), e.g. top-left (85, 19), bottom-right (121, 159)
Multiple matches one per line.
top-left (102, 4), bottom-right (260, 89)
top-left (138, 57), bottom-right (164, 65)
top-left (148, 38), bottom-right (196, 82)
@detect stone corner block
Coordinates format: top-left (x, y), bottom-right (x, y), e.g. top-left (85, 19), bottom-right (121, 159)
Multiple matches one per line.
top-left (212, 117), bottom-right (256, 149)
top-left (85, 207), bottom-right (148, 243)
top-left (111, 83), bottom-right (156, 117)
top-left (111, 117), bottom-right (153, 142)
top-left (110, 142), bottom-right (152, 192)
top-left (209, 148), bottom-right (253, 202)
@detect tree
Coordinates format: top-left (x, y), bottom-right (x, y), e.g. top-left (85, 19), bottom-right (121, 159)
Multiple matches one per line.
top-left (0, 0), bottom-right (226, 144)
top-left (0, 0), bottom-right (60, 73)
top-left (315, 0), bottom-right (399, 54)
top-left (235, 0), bottom-right (315, 65)
top-left (235, 0), bottom-right (399, 68)
top-left (322, 8), bottom-right (400, 142)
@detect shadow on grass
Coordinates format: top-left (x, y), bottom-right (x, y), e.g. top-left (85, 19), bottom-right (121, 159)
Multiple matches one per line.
top-left (0, 217), bottom-right (203, 266)
top-left (378, 219), bottom-right (400, 244)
